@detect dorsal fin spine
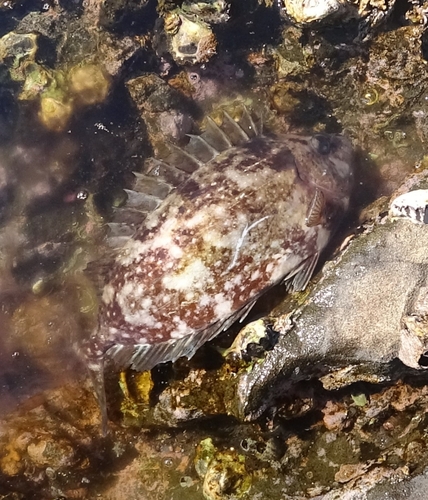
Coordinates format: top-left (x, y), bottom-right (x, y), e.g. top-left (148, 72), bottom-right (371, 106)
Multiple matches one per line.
top-left (223, 110), bottom-right (251, 142)
top-left (204, 115), bottom-right (233, 148)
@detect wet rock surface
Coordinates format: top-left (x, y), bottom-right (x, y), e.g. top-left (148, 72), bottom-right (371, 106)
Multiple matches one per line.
top-left (236, 215), bottom-right (428, 420)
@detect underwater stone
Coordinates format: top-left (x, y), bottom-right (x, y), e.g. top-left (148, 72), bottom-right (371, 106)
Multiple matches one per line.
top-left (68, 64), bottom-right (111, 106)
top-left (38, 95), bottom-right (73, 132)
top-left (126, 73), bottom-right (187, 114)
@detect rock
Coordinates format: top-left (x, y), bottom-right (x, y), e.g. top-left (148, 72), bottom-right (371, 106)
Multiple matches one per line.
top-left (236, 194), bottom-right (428, 420)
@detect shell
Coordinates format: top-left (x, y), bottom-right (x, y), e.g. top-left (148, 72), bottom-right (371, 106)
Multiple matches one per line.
top-left (277, 0), bottom-right (396, 30)
top-left (389, 190), bottom-right (428, 224)
top-left (166, 12), bottom-right (217, 65)
top-left (282, 0), bottom-right (348, 24)
top-left (83, 105), bottom-right (354, 431)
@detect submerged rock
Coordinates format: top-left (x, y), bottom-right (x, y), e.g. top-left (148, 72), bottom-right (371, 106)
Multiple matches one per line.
top-left (236, 181), bottom-right (428, 420)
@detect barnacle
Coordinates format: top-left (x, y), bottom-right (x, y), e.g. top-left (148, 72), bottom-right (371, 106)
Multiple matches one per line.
top-left (167, 12), bottom-right (217, 65)
top-left (194, 438), bottom-right (252, 500)
top-left (181, 0), bottom-right (230, 24)
top-left (164, 11), bottom-right (182, 34)
top-left (389, 189), bottom-right (428, 224)
top-left (0, 32), bottom-right (53, 101)
top-left (282, 0), bottom-right (347, 24)
top-left (0, 32), bottom-right (38, 72)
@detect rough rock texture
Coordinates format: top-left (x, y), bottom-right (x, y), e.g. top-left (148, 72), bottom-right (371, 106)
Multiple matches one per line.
top-left (237, 216), bottom-right (428, 419)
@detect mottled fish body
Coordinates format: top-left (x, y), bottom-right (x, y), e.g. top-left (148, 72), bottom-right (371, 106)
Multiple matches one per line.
top-left (84, 111), bottom-right (353, 429)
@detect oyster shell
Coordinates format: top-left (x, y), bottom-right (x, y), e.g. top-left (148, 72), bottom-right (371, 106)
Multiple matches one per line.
top-left (166, 11), bottom-right (217, 65)
top-left (282, 0), bottom-right (348, 24)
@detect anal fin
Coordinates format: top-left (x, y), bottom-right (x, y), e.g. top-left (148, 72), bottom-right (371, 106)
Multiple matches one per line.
top-left (105, 299), bottom-right (260, 373)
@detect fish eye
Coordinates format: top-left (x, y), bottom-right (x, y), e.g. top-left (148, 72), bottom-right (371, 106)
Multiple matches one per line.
top-left (312, 134), bottom-right (334, 155)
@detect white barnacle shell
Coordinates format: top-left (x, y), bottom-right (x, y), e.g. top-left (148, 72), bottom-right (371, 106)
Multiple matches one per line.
top-left (389, 189), bottom-right (428, 224)
top-left (282, 0), bottom-right (348, 24)
top-left (168, 12), bottom-right (217, 65)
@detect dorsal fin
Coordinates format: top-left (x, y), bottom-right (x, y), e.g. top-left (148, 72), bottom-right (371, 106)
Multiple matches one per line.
top-left (106, 101), bottom-right (263, 251)
top-left (238, 104), bottom-right (259, 138)
top-left (112, 206), bottom-right (150, 226)
top-left (221, 110), bottom-right (251, 145)
top-left (201, 115), bottom-right (233, 151)
top-left (84, 250), bottom-right (120, 296)
top-left (123, 189), bottom-right (162, 211)
top-left (132, 172), bottom-right (172, 199)
top-left (106, 222), bottom-right (136, 248)
top-left (185, 134), bottom-right (219, 162)
top-left (163, 143), bottom-right (203, 173)
top-left (145, 158), bottom-right (189, 187)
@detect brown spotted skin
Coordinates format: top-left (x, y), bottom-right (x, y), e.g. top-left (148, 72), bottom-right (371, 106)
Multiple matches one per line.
top-left (86, 134), bottom-right (353, 371)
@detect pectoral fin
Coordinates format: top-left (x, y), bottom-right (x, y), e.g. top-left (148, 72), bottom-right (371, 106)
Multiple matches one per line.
top-left (306, 188), bottom-right (325, 227)
top-left (285, 252), bottom-right (319, 292)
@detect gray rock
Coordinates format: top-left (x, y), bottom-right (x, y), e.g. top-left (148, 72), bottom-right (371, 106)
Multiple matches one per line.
top-left (237, 217), bottom-right (428, 419)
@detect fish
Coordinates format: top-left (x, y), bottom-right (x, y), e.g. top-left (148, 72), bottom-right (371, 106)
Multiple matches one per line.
top-left (82, 105), bottom-right (354, 431)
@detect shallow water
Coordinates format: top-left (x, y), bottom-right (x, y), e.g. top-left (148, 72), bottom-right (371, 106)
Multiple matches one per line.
top-left (1, 0), bottom-right (428, 498)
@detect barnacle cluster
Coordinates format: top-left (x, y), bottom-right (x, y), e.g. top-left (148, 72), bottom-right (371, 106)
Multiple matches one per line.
top-left (263, 0), bottom-right (395, 28)
top-left (39, 64), bottom-right (111, 132)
